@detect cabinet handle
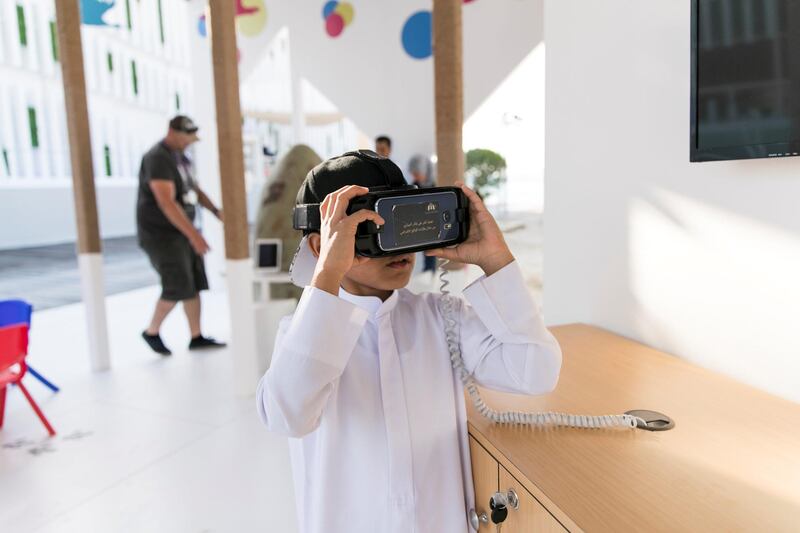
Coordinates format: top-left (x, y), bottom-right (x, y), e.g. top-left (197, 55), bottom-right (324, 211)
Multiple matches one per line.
top-left (468, 508), bottom-right (489, 530)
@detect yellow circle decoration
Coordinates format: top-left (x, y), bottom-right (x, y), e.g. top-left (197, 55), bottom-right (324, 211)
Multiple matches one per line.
top-left (236, 0), bottom-right (267, 37)
top-left (335, 2), bottom-right (354, 26)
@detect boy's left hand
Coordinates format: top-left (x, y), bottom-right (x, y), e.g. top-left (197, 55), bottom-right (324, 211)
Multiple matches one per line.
top-left (425, 182), bottom-right (514, 276)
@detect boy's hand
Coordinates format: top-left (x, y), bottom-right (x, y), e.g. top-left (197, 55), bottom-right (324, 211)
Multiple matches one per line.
top-left (424, 182), bottom-right (514, 276)
top-left (311, 186), bottom-right (385, 293)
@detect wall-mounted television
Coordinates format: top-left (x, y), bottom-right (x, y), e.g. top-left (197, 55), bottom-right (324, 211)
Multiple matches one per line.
top-left (691, 0), bottom-right (800, 162)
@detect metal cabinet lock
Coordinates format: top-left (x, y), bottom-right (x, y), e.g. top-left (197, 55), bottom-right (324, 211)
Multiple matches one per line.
top-left (469, 489), bottom-right (520, 531)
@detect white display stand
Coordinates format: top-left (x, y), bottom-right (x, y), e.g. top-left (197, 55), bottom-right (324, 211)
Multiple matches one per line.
top-left (252, 271), bottom-right (297, 375)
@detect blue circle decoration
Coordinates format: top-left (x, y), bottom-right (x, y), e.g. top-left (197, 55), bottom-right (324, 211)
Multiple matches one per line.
top-left (322, 1), bottom-right (338, 19)
top-left (198, 15), bottom-right (207, 38)
top-left (402, 11), bottom-right (432, 60)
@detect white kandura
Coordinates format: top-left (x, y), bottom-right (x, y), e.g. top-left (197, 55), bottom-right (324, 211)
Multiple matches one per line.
top-left (257, 261), bottom-right (562, 533)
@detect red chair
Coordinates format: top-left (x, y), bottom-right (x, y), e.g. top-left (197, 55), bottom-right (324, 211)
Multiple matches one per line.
top-left (0, 324), bottom-right (55, 436)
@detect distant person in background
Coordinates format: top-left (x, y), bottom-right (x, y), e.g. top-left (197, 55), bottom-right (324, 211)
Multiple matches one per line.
top-left (136, 115), bottom-right (226, 356)
top-left (408, 153), bottom-right (435, 188)
top-left (409, 154), bottom-right (438, 273)
top-left (255, 144), bottom-right (323, 300)
top-left (375, 135), bottom-right (392, 159)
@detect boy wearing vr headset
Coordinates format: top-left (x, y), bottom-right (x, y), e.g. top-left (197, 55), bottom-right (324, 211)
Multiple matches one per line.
top-left (257, 151), bottom-right (561, 533)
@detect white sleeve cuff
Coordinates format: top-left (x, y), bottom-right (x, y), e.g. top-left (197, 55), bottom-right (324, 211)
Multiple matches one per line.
top-left (281, 286), bottom-right (369, 370)
top-left (462, 260), bottom-right (537, 341)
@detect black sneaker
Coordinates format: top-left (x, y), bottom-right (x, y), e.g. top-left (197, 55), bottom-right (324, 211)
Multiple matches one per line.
top-left (189, 335), bottom-right (227, 350)
top-left (142, 331), bottom-right (172, 356)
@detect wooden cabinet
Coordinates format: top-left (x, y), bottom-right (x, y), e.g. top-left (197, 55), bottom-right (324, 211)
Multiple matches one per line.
top-left (466, 324), bottom-right (800, 532)
top-left (499, 466), bottom-right (566, 533)
top-left (470, 435), bottom-right (567, 532)
top-left (468, 436), bottom-right (497, 532)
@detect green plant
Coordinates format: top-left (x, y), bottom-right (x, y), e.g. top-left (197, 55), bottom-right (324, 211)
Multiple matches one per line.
top-left (465, 148), bottom-right (506, 200)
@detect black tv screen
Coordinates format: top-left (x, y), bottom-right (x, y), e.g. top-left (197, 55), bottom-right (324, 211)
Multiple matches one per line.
top-left (691, 0), bottom-right (800, 162)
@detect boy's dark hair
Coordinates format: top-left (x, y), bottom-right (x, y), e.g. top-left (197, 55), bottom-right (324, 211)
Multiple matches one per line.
top-left (375, 135), bottom-right (392, 148)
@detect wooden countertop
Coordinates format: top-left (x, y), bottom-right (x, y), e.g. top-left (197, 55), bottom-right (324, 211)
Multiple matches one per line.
top-left (466, 324), bottom-right (800, 532)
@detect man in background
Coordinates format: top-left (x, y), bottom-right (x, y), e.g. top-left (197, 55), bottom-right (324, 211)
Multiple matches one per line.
top-left (408, 153), bottom-right (437, 273)
top-left (374, 135), bottom-right (392, 159)
top-left (136, 115), bottom-right (226, 355)
top-left (408, 153), bottom-right (435, 188)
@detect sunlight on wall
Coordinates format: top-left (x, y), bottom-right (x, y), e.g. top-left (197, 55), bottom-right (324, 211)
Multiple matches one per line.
top-left (463, 43), bottom-right (545, 213)
top-left (629, 190), bottom-right (800, 403)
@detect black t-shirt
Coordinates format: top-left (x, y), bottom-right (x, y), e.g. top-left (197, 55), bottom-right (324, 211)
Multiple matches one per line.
top-left (136, 141), bottom-right (197, 241)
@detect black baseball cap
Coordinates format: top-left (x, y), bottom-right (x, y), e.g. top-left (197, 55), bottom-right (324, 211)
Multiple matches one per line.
top-left (289, 150), bottom-right (408, 287)
top-left (169, 115), bottom-right (199, 134)
top-left (296, 149), bottom-right (406, 206)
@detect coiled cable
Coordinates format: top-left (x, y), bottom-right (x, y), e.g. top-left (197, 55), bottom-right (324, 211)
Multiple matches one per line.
top-left (438, 260), bottom-right (643, 429)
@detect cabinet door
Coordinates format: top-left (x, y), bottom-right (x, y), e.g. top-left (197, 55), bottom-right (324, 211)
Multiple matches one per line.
top-left (500, 466), bottom-right (567, 532)
top-left (469, 436), bottom-right (498, 532)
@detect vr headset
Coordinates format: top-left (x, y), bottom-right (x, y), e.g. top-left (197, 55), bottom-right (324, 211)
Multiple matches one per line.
top-left (293, 183), bottom-right (470, 258)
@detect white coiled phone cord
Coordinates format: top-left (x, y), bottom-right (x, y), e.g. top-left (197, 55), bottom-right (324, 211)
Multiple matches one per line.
top-left (438, 261), bottom-right (643, 429)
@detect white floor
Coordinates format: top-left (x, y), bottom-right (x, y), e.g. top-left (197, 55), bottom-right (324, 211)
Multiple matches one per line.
top-left (0, 286), bottom-right (298, 533)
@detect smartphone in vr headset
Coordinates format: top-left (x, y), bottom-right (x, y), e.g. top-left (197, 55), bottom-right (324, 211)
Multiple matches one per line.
top-left (293, 185), bottom-right (470, 257)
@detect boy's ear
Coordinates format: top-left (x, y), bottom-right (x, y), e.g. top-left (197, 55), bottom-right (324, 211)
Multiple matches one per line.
top-left (307, 233), bottom-right (321, 259)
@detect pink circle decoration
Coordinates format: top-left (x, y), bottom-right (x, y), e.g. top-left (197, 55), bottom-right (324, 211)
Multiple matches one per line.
top-left (322, 1), bottom-right (354, 38)
top-left (325, 13), bottom-right (345, 37)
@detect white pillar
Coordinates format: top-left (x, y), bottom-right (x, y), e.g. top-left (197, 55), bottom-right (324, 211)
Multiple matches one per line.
top-left (226, 259), bottom-right (259, 393)
top-left (187, 1), bottom-right (225, 289)
top-left (55, 0), bottom-right (111, 371)
top-left (207, 0), bottom-right (261, 395)
top-left (78, 254), bottom-right (110, 370)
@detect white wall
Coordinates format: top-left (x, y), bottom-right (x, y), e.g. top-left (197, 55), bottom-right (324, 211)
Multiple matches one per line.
top-left (0, 183), bottom-right (136, 248)
top-left (0, 0), bottom-right (192, 250)
top-left (544, 0), bottom-right (800, 403)
top-left (464, 43), bottom-right (545, 213)
top-left (266, 0), bottom-right (543, 179)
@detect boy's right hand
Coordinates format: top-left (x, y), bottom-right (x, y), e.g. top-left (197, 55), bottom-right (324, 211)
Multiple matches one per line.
top-left (311, 186), bottom-right (385, 293)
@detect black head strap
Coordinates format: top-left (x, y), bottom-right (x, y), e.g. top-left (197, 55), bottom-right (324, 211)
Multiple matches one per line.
top-left (293, 150), bottom-right (406, 233)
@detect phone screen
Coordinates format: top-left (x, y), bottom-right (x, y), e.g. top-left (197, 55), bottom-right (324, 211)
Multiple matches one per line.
top-left (392, 201), bottom-right (442, 247)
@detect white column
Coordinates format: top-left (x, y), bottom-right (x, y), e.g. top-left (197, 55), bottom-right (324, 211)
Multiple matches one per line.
top-left (55, 0), bottom-right (111, 371)
top-left (78, 254), bottom-right (110, 370)
top-left (205, 0), bottom-right (262, 395)
top-left (226, 258), bottom-right (259, 393)
top-left (187, 0), bottom-right (225, 288)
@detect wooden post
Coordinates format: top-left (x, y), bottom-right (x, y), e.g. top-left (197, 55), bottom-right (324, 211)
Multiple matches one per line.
top-left (208, 1), bottom-right (249, 261)
top-left (208, 1), bottom-right (259, 394)
top-left (54, 0), bottom-right (110, 371)
top-left (433, 0), bottom-right (464, 187)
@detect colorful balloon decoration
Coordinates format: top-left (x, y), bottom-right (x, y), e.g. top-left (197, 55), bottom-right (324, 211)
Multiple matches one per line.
top-left (197, 14), bottom-right (208, 37)
top-left (401, 1), bottom-right (476, 60)
top-left (197, 0), bottom-right (267, 39)
top-left (237, 0), bottom-right (259, 16)
top-left (322, 1), bottom-right (355, 38)
top-left (401, 11), bottom-right (432, 59)
top-left (236, 0), bottom-right (268, 37)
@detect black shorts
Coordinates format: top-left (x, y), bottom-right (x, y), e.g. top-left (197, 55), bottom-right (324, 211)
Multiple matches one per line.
top-left (140, 235), bottom-right (209, 301)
